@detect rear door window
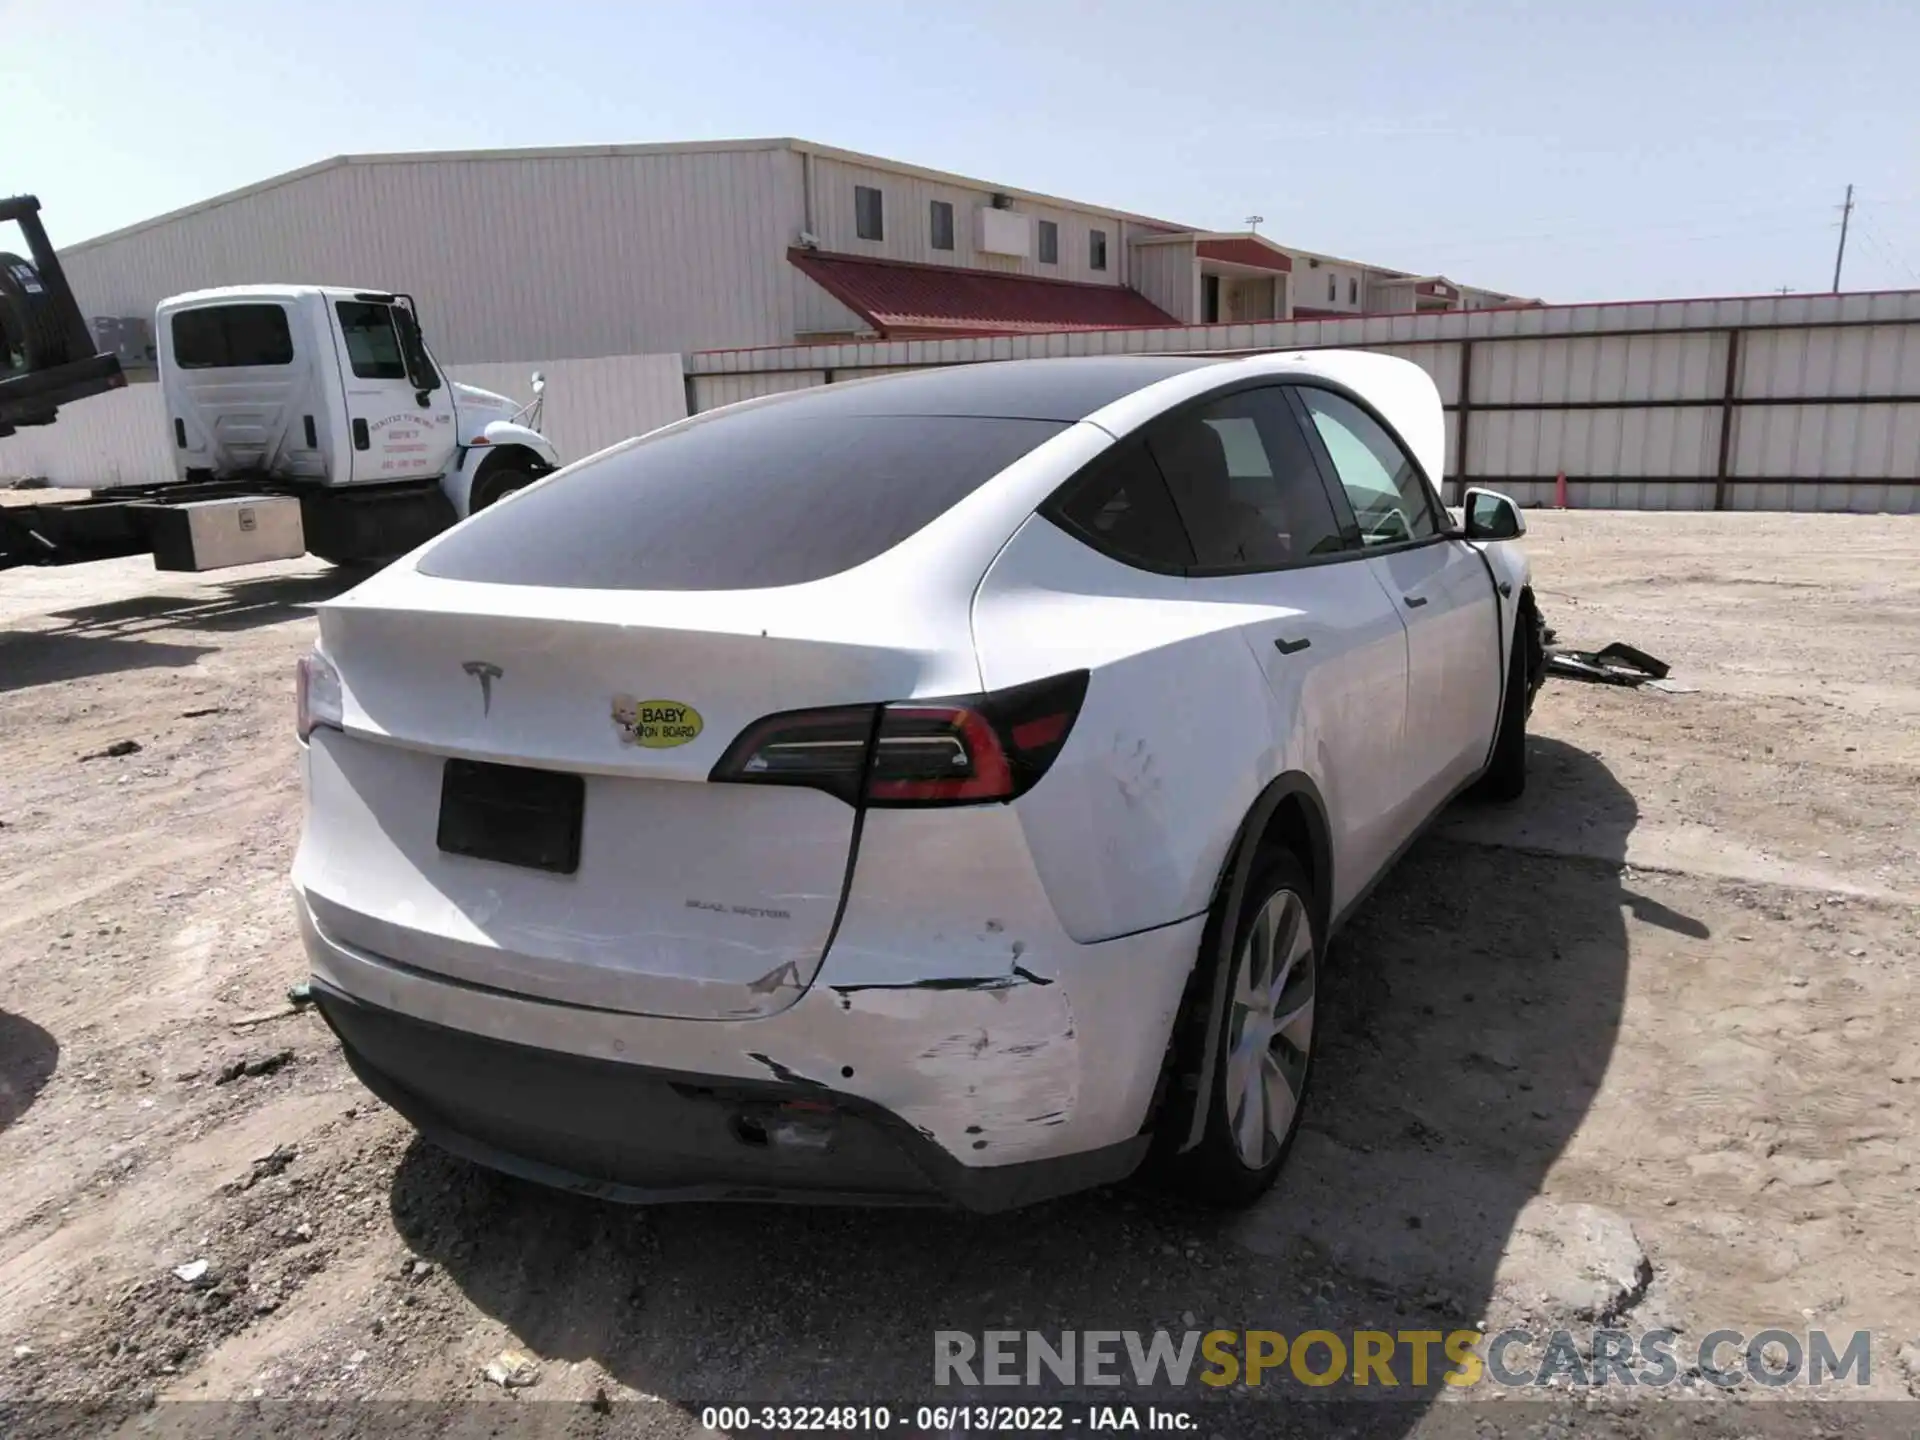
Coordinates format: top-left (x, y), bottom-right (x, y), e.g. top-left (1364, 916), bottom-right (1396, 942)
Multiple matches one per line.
top-left (1146, 388), bottom-right (1351, 570)
top-left (419, 409), bottom-right (1067, 591)
top-left (169, 305), bottom-right (293, 369)
top-left (334, 301), bottom-right (408, 380)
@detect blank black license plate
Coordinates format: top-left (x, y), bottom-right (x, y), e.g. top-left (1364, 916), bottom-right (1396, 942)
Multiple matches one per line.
top-left (436, 759), bottom-right (585, 875)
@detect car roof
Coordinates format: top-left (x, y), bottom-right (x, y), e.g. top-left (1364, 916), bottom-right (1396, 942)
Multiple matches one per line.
top-left (749, 356), bottom-right (1227, 422)
top-left (675, 349), bottom-right (1447, 489)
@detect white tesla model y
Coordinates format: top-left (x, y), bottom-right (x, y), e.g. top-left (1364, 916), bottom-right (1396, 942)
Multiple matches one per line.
top-left (293, 352), bottom-right (1543, 1212)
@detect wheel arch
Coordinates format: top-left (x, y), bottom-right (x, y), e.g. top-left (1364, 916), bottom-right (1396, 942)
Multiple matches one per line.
top-left (1155, 769), bottom-right (1334, 1156)
top-left (452, 442), bottom-right (553, 517)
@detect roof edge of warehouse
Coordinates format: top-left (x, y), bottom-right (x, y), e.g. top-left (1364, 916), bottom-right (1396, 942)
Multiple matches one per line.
top-left (62, 137), bottom-right (1194, 256)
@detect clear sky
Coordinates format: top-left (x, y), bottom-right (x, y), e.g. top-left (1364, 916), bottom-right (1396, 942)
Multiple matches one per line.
top-left (7, 0), bottom-right (1918, 302)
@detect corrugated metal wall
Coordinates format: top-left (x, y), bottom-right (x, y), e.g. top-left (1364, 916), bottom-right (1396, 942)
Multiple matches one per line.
top-left (807, 155), bottom-right (1149, 288)
top-left (1130, 242), bottom-right (1198, 323)
top-left (445, 353), bottom-right (688, 459)
top-left (687, 291), bottom-right (1920, 513)
top-left (0, 380), bottom-right (167, 488)
top-left (0, 354), bottom-right (687, 487)
top-left (59, 145), bottom-right (806, 365)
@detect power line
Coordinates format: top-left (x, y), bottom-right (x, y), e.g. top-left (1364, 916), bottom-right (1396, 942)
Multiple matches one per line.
top-left (1853, 215), bottom-right (1920, 286)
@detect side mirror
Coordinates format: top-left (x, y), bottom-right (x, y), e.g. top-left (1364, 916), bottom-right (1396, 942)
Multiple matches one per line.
top-left (390, 303), bottom-right (440, 399)
top-left (530, 371), bottom-right (546, 396)
top-left (1462, 486), bottom-right (1526, 540)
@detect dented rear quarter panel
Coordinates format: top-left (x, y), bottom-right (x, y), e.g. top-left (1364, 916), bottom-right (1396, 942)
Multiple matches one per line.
top-left (971, 514), bottom-right (1281, 943)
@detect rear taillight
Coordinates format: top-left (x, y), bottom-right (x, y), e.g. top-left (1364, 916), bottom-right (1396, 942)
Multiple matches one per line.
top-left (710, 670), bottom-right (1089, 808)
top-left (296, 650), bottom-right (344, 741)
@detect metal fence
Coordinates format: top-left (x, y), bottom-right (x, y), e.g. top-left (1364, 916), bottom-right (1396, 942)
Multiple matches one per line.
top-left (686, 290), bottom-right (1920, 513)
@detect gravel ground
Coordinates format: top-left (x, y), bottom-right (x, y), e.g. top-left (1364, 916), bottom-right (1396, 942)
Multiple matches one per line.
top-left (0, 510), bottom-right (1916, 1438)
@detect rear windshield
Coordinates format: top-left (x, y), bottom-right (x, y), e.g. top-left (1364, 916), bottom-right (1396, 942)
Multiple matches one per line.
top-left (419, 408), bottom-right (1067, 591)
top-left (170, 305), bottom-right (294, 369)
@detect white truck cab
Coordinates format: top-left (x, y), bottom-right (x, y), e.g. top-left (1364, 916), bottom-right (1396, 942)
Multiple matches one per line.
top-left (156, 286), bottom-right (558, 563)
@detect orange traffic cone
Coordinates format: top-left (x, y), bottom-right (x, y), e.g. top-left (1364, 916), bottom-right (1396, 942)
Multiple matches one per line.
top-left (1554, 471), bottom-right (1569, 509)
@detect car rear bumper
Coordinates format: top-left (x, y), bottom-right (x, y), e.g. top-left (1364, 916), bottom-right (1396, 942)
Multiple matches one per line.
top-left (298, 894), bottom-right (1205, 1210)
top-left (311, 977), bottom-right (1145, 1211)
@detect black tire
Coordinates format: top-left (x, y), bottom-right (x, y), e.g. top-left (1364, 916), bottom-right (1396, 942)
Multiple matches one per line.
top-left (0, 254), bottom-right (72, 375)
top-left (1165, 851), bottom-right (1320, 1208)
top-left (1478, 603), bottom-right (1536, 802)
top-left (469, 459), bottom-right (536, 514)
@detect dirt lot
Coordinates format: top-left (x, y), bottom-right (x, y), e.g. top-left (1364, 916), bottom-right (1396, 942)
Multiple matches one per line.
top-left (1, 509), bottom-right (1917, 1437)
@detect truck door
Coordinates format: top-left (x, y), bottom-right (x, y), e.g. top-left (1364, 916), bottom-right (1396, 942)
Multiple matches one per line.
top-left (329, 298), bottom-right (451, 484)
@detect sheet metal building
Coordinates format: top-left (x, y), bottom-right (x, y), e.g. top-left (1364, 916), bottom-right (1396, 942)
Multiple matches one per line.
top-left (56, 138), bottom-right (1531, 370)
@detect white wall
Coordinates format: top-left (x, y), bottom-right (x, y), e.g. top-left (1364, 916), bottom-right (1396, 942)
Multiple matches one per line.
top-left (59, 145), bottom-right (807, 366)
top-left (0, 353), bottom-right (687, 488)
top-left (1296, 258), bottom-right (1365, 313)
top-left (791, 277), bottom-right (874, 339)
top-left (1130, 241), bottom-right (1198, 323)
top-left (0, 379), bottom-right (168, 488)
top-left (807, 155), bottom-right (1155, 287)
top-left (446, 353), bottom-right (687, 460)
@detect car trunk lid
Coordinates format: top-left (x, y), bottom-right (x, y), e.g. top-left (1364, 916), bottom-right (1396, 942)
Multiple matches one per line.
top-left (294, 585), bottom-right (961, 1021)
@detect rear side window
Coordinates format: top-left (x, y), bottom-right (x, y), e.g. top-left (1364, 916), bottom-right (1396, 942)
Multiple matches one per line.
top-left (1147, 388), bottom-right (1350, 570)
top-left (170, 305), bottom-right (293, 369)
top-left (1046, 440), bottom-right (1195, 572)
top-left (419, 410), bottom-right (1067, 591)
top-left (335, 301), bottom-right (407, 380)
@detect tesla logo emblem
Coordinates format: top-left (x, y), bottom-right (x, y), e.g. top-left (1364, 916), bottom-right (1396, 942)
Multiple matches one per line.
top-left (462, 661), bottom-right (503, 715)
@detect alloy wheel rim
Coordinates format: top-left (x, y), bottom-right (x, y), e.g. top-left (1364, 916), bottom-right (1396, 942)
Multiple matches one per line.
top-left (1224, 887), bottom-right (1316, 1169)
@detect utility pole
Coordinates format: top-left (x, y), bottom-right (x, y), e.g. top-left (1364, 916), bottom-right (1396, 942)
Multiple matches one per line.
top-left (1832, 183), bottom-right (1854, 292)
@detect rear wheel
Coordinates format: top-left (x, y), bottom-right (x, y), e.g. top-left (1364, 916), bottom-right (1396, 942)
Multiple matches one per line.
top-left (1168, 852), bottom-right (1319, 1207)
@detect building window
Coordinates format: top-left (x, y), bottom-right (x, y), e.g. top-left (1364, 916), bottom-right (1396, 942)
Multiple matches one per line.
top-left (1328, 275), bottom-right (1337, 303)
top-left (1089, 228), bottom-right (1108, 271)
top-left (929, 199), bottom-right (954, 251)
top-left (1349, 277), bottom-right (1358, 305)
top-left (1038, 219), bottom-right (1059, 265)
top-left (855, 185), bottom-right (884, 242)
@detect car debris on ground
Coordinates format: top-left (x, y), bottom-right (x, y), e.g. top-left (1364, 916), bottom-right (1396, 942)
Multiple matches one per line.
top-left (1545, 639), bottom-right (1671, 687)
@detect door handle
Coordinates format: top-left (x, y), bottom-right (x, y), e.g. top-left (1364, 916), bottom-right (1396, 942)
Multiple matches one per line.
top-left (1403, 594), bottom-right (1429, 609)
top-left (1273, 637), bottom-right (1312, 655)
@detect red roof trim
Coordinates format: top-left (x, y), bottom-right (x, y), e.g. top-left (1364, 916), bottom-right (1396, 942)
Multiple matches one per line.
top-left (787, 248), bottom-right (1179, 338)
top-left (694, 285), bottom-right (1917, 357)
top-left (790, 247), bottom-right (1148, 293)
top-left (1195, 238), bottom-right (1293, 273)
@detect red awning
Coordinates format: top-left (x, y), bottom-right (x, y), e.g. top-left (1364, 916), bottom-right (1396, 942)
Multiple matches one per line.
top-left (1194, 238), bottom-right (1292, 273)
top-left (788, 249), bottom-right (1178, 338)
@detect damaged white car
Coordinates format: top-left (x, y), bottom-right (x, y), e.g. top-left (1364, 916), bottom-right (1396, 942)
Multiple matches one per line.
top-left (292, 352), bottom-right (1544, 1212)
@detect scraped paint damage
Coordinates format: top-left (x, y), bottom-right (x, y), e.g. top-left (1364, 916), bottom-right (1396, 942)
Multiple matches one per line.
top-left (737, 956), bottom-right (1080, 1161)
